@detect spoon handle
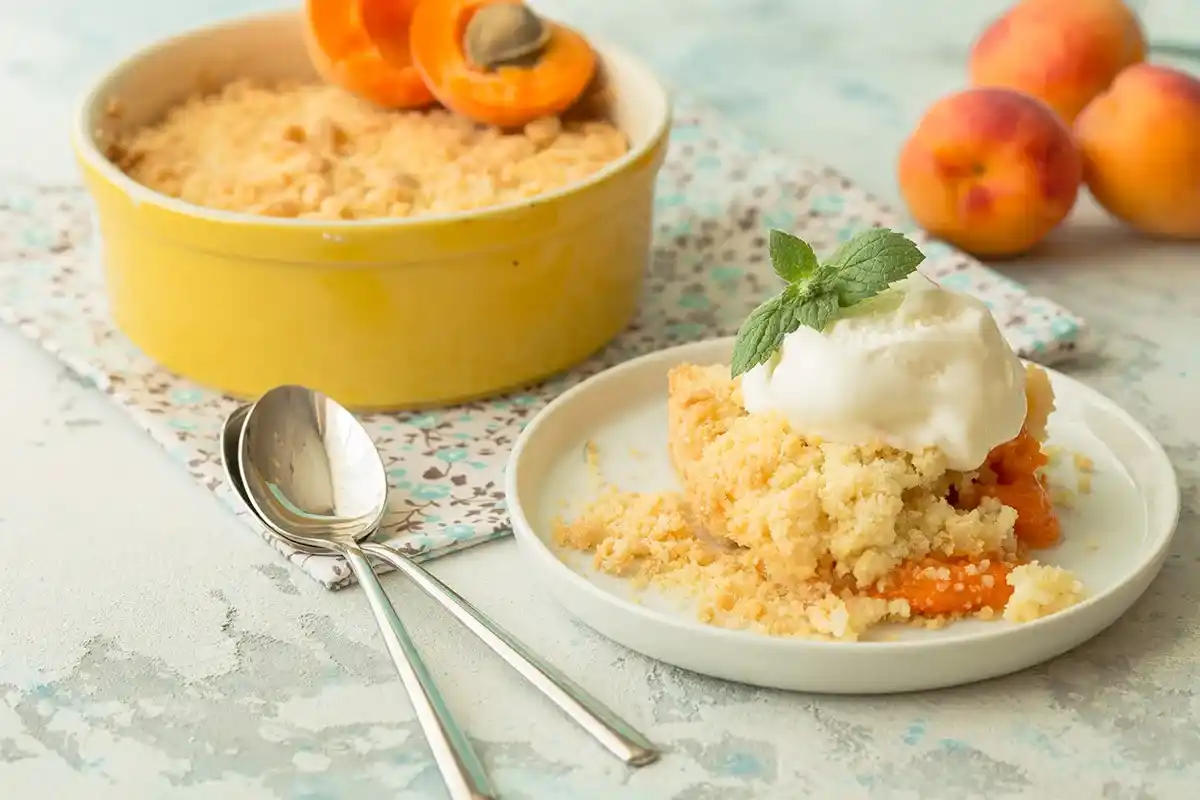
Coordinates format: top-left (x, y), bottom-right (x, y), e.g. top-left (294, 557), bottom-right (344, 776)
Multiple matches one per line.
top-left (341, 545), bottom-right (497, 800)
top-left (361, 542), bottom-right (661, 768)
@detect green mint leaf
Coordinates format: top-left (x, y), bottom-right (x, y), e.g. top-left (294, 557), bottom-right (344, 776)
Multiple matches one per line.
top-left (790, 288), bottom-right (839, 334)
top-left (730, 291), bottom-right (791, 378)
top-left (730, 285), bottom-right (840, 378)
top-left (825, 228), bottom-right (926, 305)
top-left (768, 229), bottom-right (819, 283)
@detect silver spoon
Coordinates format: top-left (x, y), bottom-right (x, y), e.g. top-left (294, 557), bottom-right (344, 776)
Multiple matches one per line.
top-left (222, 404), bottom-right (660, 767)
top-left (237, 386), bottom-right (495, 800)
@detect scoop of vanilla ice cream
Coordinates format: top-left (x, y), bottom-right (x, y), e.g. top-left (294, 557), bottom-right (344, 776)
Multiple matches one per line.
top-left (740, 273), bottom-right (1027, 471)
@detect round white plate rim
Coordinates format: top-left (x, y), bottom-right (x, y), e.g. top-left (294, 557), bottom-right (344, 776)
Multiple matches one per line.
top-left (505, 337), bottom-right (1180, 675)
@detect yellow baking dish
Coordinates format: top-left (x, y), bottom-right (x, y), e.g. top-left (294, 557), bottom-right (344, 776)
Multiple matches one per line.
top-left (71, 10), bottom-right (671, 410)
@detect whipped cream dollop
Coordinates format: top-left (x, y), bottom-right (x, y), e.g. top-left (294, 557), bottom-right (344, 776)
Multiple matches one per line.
top-left (740, 273), bottom-right (1027, 471)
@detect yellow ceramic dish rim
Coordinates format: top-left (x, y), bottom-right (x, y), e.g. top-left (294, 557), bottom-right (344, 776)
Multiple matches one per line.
top-left (69, 9), bottom-right (674, 262)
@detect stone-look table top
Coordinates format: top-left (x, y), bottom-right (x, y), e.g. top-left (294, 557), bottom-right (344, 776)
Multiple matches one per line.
top-left (2, 1), bottom-right (1199, 797)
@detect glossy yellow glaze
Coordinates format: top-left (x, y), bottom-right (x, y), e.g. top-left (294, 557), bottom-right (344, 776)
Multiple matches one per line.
top-left (72, 12), bottom-right (671, 410)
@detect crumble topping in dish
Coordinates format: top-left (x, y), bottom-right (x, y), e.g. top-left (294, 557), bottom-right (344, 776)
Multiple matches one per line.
top-left (105, 80), bottom-right (629, 220)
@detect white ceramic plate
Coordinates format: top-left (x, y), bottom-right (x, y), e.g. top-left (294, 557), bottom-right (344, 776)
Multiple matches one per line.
top-left (505, 337), bottom-right (1179, 694)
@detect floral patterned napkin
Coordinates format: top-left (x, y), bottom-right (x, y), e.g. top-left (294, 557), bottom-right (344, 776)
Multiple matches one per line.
top-left (0, 100), bottom-right (1088, 589)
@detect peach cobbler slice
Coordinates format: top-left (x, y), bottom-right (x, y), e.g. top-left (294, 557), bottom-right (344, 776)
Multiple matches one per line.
top-left (665, 362), bottom-right (1059, 618)
top-left (553, 362), bottom-right (1074, 640)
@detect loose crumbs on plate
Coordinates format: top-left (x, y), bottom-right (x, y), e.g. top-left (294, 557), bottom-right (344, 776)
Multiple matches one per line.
top-left (1045, 447), bottom-right (1097, 508)
top-left (556, 486), bottom-right (915, 641)
top-left (104, 80), bottom-right (629, 220)
top-left (583, 439), bottom-right (604, 495)
top-left (1074, 453), bottom-right (1095, 494)
top-left (1004, 562), bottom-right (1086, 622)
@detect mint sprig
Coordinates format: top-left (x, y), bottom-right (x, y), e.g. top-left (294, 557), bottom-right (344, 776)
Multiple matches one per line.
top-left (729, 228), bottom-right (926, 378)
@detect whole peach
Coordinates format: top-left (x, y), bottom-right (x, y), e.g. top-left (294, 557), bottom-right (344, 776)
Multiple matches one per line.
top-left (897, 88), bottom-right (1082, 258)
top-left (969, 0), bottom-right (1146, 125)
top-left (1075, 64), bottom-right (1200, 238)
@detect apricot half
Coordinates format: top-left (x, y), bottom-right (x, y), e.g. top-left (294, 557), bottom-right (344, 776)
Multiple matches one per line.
top-left (304, 0), bottom-right (435, 109)
top-left (410, 0), bottom-right (597, 129)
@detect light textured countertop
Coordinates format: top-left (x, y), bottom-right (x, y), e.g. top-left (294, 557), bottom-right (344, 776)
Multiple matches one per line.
top-left (3, 1), bottom-right (1199, 798)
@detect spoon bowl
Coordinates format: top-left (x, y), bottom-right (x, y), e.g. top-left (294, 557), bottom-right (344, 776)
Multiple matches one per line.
top-left (238, 385), bottom-right (387, 548)
top-left (221, 404), bottom-right (326, 555)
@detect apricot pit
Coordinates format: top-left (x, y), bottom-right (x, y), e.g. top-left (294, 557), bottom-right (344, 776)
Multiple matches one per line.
top-left (464, 3), bottom-right (550, 70)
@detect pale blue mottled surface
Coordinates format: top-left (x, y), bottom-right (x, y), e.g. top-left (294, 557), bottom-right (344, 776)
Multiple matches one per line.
top-left (2, 1), bottom-right (1200, 798)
